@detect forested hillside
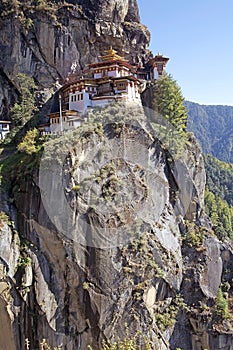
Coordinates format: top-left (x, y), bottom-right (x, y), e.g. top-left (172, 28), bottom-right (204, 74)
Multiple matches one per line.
top-left (204, 154), bottom-right (233, 239)
top-left (186, 101), bottom-right (233, 163)
top-left (186, 101), bottom-right (233, 238)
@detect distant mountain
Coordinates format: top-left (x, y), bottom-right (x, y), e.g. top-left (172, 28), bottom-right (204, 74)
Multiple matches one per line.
top-left (186, 101), bottom-right (233, 163)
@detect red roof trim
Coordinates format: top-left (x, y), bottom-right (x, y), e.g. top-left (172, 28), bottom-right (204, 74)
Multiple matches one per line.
top-left (88, 60), bottom-right (136, 70)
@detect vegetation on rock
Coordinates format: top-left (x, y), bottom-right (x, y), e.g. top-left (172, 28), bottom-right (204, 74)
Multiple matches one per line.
top-left (182, 221), bottom-right (209, 247)
top-left (88, 331), bottom-right (153, 350)
top-left (10, 73), bottom-right (37, 127)
top-left (17, 128), bottom-right (39, 155)
top-left (215, 288), bottom-right (229, 319)
top-left (0, 0), bottom-right (58, 23)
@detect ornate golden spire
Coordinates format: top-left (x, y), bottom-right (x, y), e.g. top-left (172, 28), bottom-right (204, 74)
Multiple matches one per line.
top-left (100, 47), bottom-right (127, 62)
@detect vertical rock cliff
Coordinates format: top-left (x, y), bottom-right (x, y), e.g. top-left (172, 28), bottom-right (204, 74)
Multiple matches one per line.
top-left (1, 1), bottom-right (233, 350)
top-left (1, 101), bottom-right (233, 349)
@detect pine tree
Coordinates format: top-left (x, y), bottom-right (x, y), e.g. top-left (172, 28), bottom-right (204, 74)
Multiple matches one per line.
top-left (10, 73), bottom-right (37, 127)
top-left (215, 288), bottom-right (229, 319)
top-left (204, 188), bottom-right (219, 226)
top-left (152, 73), bottom-right (188, 133)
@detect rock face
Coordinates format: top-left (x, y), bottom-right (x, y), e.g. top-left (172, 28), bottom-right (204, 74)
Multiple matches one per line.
top-left (0, 0), bottom-right (150, 118)
top-left (1, 1), bottom-right (233, 350)
top-left (1, 102), bottom-right (233, 350)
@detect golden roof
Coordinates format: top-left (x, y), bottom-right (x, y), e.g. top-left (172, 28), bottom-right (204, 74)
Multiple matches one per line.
top-left (100, 47), bottom-right (127, 62)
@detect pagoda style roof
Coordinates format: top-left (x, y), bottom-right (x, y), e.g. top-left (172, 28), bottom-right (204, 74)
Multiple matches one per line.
top-left (38, 123), bottom-right (50, 129)
top-left (88, 59), bottom-right (136, 70)
top-left (88, 47), bottom-right (136, 70)
top-left (61, 74), bottom-right (141, 92)
top-left (100, 47), bottom-right (127, 62)
top-left (94, 75), bottom-right (140, 82)
top-left (48, 110), bottom-right (80, 118)
top-left (150, 53), bottom-right (169, 67)
top-left (61, 78), bottom-right (98, 92)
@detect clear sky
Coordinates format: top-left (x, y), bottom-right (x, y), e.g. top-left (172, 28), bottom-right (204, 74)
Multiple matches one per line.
top-left (137, 0), bottom-right (233, 106)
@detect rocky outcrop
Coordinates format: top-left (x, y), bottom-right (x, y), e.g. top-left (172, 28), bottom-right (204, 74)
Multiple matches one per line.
top-left (1, 102), bottom-right (233, 349)
top-left (0, 0), bottom-right (150, 118)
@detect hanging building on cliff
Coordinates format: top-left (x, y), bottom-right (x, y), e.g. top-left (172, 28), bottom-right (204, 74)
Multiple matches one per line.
top-left (45, 48), bottom-right (169, 133)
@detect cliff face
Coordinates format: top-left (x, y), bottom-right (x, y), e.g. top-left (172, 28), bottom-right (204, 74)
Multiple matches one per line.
top-left (0, 0), bottom-right (150, 118)
top-left (1, 1), bottom-right (233, 350)
top-left (1, 102), bottom-right (233, 350)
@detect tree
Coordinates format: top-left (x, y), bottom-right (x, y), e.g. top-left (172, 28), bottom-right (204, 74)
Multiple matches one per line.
top-left (10, 73), bottom-right (37, 127)
top-left (152, 73), bottom-right (188, 133)
top-left (204, 188), bottom-right (219, 226)
top-left (17, 128), bottom-right (39, 155)
top-left (204, 186), bottom-right (233, 240)
top-left (215, 288), bottom-right (229, 319)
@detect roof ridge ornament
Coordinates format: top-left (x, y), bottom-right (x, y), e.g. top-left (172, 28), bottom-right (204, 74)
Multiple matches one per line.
top-left (99, 47), bottom-right (128, 62)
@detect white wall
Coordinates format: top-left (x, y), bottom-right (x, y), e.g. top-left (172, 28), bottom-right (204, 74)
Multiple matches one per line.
top-left (69, 91), bottom-right (85, 112)
top-left (108, 70), bottom-right (118, 77)
top-left (126, 83), bottom-right (134, 99)
top-left (91, 98), bottom-right (114, 108)
top-left (84, 91), bottom-right (92, 110)
top-left (153, 68), bottom-right (159, 80)
top-left (0, 130), bottom-right (10, 139)
top-left (50, 120), bottom-right (82, 132)
top-left (94, 73), bottom-right (102, 79)
top-left (0, 124), bottom-right (10, 139)
top-left (50, 122), bottom-right (62, 133)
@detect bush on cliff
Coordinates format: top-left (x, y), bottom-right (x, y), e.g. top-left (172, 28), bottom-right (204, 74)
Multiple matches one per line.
top-left (17, 128), bottom-right (39, 155)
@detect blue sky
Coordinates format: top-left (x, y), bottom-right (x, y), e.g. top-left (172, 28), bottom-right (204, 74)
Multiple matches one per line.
top-left (137, 0), bottom-right (233, 106)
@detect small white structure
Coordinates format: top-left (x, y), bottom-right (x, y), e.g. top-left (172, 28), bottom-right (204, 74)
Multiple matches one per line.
top-left (49, 110), bottom-right (84, 133)
top-left (0, 120), bottom-right (11, 139)
top-left (149, 53), bottom-right (169, 79)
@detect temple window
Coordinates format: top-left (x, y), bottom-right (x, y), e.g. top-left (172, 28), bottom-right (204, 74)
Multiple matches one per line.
top-left (117, 83), bottom-right (126, 90)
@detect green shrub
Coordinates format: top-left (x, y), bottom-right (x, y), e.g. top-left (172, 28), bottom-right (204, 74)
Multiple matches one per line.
top-left (72, 184), bottom-right (81, 191)
top-left (10, 73), bottom-right (37, 127)
top-left (215, 288), bottom-right (229, 319)
top-left (17, 256), bottom-right (31, 268)
top-left (182, 222), bottom-right (208, 247)
top-left (0, 211), bottom-right (10, 223)
top-left (88, 333), bottom-right (153, 350)
top-left (17, 128), bottom-right (39, 155)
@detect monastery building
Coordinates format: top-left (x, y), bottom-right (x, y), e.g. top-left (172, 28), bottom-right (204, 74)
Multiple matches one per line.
top-left (46, 48), bottom-right (169, 132)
